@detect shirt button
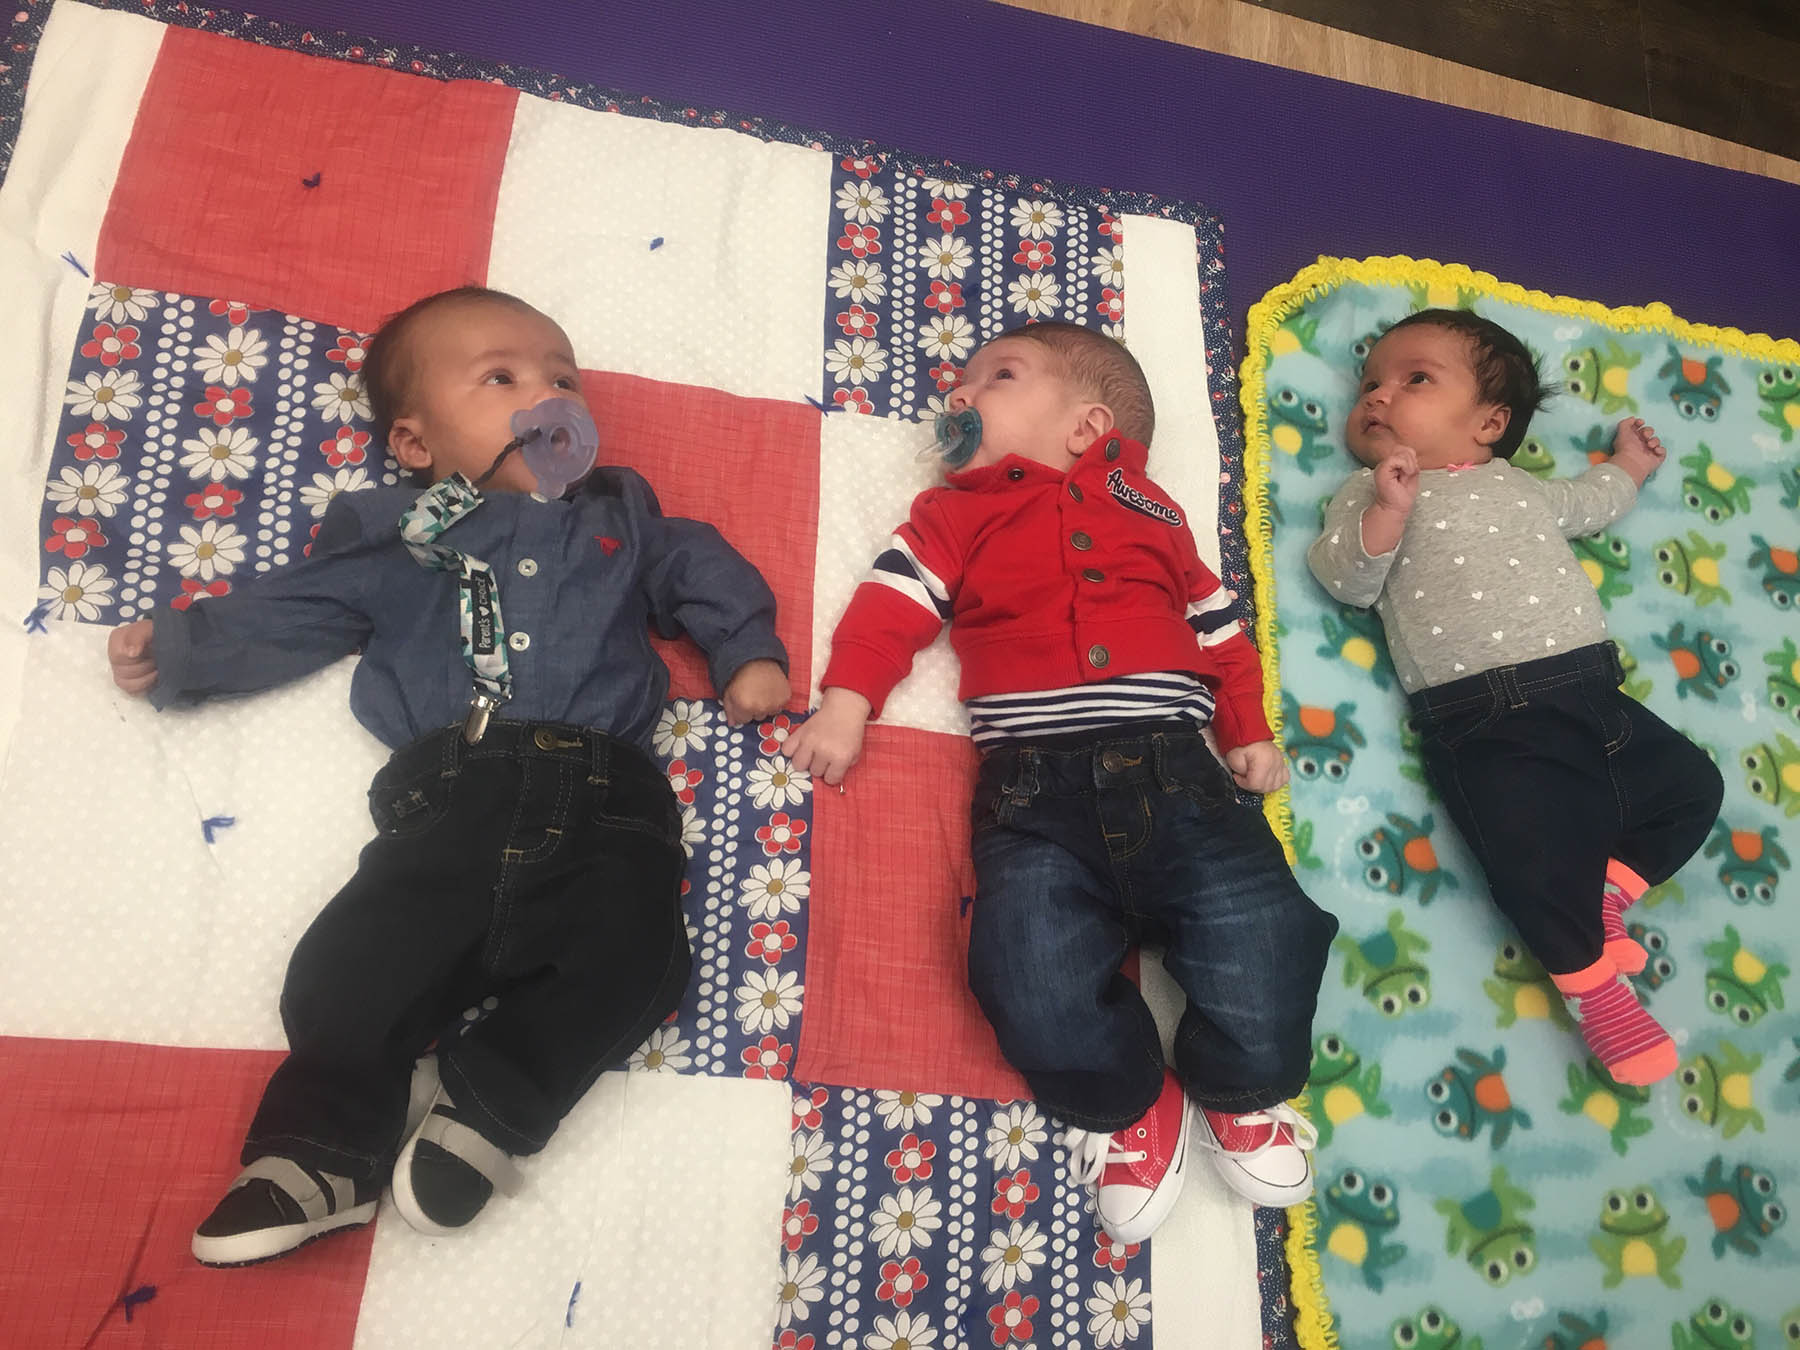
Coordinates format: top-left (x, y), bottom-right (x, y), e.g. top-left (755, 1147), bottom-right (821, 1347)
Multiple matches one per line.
top-left (1007, 467), bottom-right (1025, 481)
top-left (1088, 643), bottom-right (1110, 668)
top-left (1104, 437), bottom-right (1121, 461)
top-left (508, 631), bottom-right (531, 652)
top-left (1071, 531), bottom-right (1093, 551)
top-left (516, 558), bottom-right (538, 577)
top-left (1081, 567), bottom-right (1105, 583)
top-left (1068, 483), bottom-right (1084, 502)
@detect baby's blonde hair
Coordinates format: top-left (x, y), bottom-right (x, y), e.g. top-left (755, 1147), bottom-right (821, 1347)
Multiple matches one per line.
top-left (995, 320), bottom-right (1156, 447)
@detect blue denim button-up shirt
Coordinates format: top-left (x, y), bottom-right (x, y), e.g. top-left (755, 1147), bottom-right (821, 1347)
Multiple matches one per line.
top-left (148, 468), bottom-right (787, 751)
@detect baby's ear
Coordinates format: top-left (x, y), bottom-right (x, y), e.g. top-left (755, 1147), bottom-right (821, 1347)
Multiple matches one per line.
top-left (1068, 401), bottom-right (1116, 453)
top-left (1476, 402), bottom-right (1511, 446)
top-left (387, 418), bottom-right (433, 476)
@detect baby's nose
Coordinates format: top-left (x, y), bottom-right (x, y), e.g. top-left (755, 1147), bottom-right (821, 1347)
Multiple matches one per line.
top-left (947, 386), bottom-right (971, 410)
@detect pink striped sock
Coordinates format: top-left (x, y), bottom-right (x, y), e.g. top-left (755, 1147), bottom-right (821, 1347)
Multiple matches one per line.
top-left (1553, 961), bottom-right (1675, 1086)
top-left (1602, 859), bottom-right (1649, 975)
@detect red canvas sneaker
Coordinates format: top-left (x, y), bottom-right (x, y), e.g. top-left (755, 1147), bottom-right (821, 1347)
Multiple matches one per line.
top-left (1193, 1100), bottom-right (1318, 1208)
top-left (1064, 1068), bottom-right (1191, 1244)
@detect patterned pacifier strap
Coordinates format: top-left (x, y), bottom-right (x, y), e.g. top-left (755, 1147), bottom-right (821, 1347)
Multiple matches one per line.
top-left (399, 473), bottom-right (511, 743)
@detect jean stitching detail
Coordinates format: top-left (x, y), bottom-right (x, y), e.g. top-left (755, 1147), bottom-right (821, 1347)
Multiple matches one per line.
top-left (445, 1063), bottom-right (543, 1153)
top-left (485, 759), bottom-right (536, 972)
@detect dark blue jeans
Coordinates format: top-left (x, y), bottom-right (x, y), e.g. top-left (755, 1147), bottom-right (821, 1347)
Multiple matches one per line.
top-left (1410, 642), bottom-right (1723, 976)
top-left (967, 726), bottom-right (1338, 1131)
top-left (244, 720), bottom-right (690, 1182)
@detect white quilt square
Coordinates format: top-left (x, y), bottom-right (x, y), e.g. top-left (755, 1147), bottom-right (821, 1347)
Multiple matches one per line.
top-left (487, 96), bottom-right (831, 404)
top-left (1121, 213), bottom-right (1224, 571)
top-left (0, 623), bottom-right (380, 1048)
top-left (810, 411), bottom-right (967, 737)
top-left (0, 2), bottom-right (167, 753)
top-left (354, 1069), bottom-right (794, 1350)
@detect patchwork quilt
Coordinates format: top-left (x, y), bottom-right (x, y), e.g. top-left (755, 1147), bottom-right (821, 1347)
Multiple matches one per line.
top-left (1246, 256), bottom-right (1800, 1350)
top-left (0, 2), bottom-right (1294, 1346)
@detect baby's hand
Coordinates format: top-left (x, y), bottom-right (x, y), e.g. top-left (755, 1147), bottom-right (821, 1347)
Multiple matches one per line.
top-left (783, 688), bottom-right (872, 787)
top-left (108, 618), bottom-right (157, 695)
top-left (1372, 445), bottom-right (1420, 513)
top-left (722, 658), bottom-right (790, 725)
top-left (1225, 739), bottom-right (1288, 795)
top-left (1609, 416), bottom-right (1667, 487)
top-left (1358, 445), bottom-right (1419, 555)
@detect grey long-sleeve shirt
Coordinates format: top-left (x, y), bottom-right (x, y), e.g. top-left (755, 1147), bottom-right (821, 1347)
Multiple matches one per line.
top-left (1306, 460), bottom-right (1637, 693)
top-left (148, 469), bottom-right (788, 751)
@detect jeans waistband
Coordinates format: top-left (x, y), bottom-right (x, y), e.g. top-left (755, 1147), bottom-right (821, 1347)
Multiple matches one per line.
top-left (981, 722), bottom-right (1207, 796)
top-left (386, 719), bottom-right (646, 785)
top-left (980, 719), bottom-right (1199, 759)
top-left (1408, 641), bottom-right (1621, 718)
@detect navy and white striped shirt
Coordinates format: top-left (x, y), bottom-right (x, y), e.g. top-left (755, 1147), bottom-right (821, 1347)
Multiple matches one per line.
top-left (967, 671), bottom-right (1217, 749)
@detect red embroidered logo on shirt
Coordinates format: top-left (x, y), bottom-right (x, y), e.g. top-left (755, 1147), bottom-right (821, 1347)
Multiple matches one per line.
top-left (594, 536), bottom-right (622, 555)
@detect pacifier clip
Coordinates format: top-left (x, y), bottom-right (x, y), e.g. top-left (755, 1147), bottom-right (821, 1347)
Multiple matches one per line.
top-left (399, 474), bottom-right (512, 744)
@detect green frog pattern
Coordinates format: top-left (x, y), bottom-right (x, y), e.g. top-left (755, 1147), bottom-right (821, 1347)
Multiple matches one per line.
top-left (1257, 272), bottom-right (1800, 1345)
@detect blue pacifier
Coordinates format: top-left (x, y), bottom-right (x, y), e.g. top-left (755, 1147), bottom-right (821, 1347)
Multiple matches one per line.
top-left (932, 408), bottom-right (982, 469)
top-left (477, 397), bottom-right (600, 498)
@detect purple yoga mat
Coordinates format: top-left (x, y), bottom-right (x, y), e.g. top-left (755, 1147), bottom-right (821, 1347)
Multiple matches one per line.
top-left (221, 0), bottom-right (1796, 344)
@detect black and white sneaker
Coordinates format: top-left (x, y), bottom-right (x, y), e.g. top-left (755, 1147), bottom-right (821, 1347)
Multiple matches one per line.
top-left (391, 1085), bottom-right (523, 1236)
top-left (191, 1156), bottom-right (379, 1267)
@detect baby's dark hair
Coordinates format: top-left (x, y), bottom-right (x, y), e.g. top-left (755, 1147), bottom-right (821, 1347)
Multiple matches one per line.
top-left (995, 319), bottom-right (1156, 447)
top-left (1383, 308), bottom-right (1551, 458)
top-left (362, 285), bottom-right (536, 451)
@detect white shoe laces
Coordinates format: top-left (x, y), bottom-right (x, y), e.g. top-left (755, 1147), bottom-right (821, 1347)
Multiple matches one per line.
top-left (1194, 1101), bottom-right (1319, 1159)
top-left (1064, 1126), bottom-right (1147, 1186)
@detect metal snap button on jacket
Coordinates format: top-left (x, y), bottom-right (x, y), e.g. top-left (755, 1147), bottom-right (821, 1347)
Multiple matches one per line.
top-left (1088, 643), bottom-right (1110, 668)
top-left (1071, 531), bottom-right (1093, 551)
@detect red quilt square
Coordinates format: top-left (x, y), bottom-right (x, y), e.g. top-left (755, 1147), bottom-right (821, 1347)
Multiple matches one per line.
top-left (0, 1036), bottom-right (372, 1349)
top-left (583, 371), bottom-right (817, 706)
top-left (794, 724), bottom-right (1029, 1101)
top-left (98, 27), bottom-right (516, 333)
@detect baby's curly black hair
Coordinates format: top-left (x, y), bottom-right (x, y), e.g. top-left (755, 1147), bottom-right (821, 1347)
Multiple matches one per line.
top-left (1381, 308), bottom-right (1553, 458)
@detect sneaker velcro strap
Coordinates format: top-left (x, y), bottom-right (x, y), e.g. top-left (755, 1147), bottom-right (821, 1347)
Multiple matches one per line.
top-left (235, 1155), bottom-right (355, 1221)
top-left (419, 1112), bottom-right (524, 1197)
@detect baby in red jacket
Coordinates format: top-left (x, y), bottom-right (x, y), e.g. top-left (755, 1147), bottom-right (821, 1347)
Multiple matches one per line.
top-left (786, 321), bottom-right (1337, 1239)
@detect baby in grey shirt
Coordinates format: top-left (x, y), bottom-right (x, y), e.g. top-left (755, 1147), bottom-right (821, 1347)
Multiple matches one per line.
top-left (1307, 309), bottom-right (1721, 1088)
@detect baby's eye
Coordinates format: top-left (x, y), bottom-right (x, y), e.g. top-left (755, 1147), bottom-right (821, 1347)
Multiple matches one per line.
top-left (1360, 380), bottom-right (1377, 394)
top-left (554, 375), bottom-right (579, 391)
top-left (1407, 371), bottom-right (1430, 384)
top-left (483, 370), bottom-right (515, 386)
top-left (993, 367), bottom-right (1013, 380)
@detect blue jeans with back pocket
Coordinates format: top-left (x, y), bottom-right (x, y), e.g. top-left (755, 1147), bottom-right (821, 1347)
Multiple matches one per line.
top-left (966, 726), bottom-right (1338, 1131)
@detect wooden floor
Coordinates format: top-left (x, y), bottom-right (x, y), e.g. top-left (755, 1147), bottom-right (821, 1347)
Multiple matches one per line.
top-left (998, 0), bottom-right (1800, 185)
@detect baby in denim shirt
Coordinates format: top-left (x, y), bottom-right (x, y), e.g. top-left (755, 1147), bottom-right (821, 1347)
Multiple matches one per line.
top-left (109, 286), bottom-right (789, 1265)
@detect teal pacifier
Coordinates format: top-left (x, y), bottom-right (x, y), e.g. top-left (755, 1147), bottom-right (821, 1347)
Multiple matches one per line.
top-left (933, 409), bottom-right (982, 468)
